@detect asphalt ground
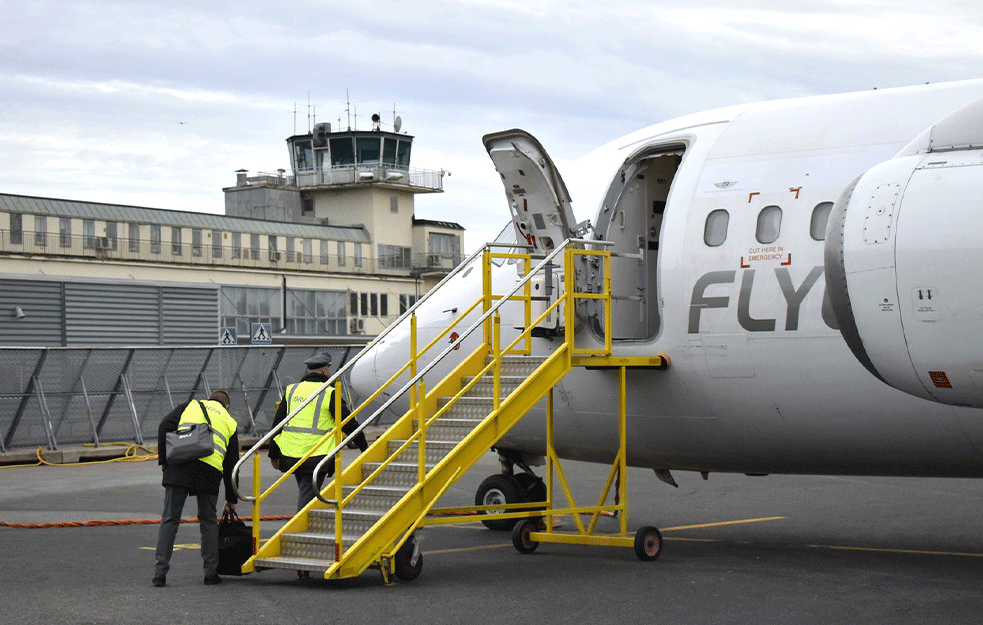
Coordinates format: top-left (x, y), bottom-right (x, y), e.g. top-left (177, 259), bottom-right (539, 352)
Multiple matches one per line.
top-left (2, 450), bottom-right (982, 625)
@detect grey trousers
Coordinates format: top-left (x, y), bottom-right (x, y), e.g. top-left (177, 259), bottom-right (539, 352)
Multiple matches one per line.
top-left (154, 485), bottom-right (219, 578)
top-left (293, 468), bottom-right (326, 512)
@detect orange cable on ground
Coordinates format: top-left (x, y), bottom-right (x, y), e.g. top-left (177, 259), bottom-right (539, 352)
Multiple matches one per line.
top-left (0, 515), bottom-right (293, 529)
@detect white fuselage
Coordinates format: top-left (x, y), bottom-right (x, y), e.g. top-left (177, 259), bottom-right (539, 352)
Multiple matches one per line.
top-left (353, 80), bottom-right (983, 478)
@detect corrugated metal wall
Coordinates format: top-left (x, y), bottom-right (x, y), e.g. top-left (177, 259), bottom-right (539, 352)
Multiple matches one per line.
top-left (0, 278), bottom-right (218, 346)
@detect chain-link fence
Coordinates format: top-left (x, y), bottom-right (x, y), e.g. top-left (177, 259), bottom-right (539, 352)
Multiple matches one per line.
top-left (0, 344), bottom-right (371, 452)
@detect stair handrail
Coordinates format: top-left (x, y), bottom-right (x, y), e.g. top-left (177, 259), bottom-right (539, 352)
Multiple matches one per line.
top-left (311, 238), bottom-right (609, 496)
top-left (231, 241), bottom-right (513, 502)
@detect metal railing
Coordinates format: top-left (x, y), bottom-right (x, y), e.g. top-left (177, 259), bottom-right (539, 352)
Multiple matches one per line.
top-left (0, 344), bottom-right (367, 453)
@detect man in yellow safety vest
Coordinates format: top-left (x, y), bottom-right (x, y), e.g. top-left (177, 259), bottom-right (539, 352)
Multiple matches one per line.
top-left (153, 390), bottom-right (239, 587)
top-left (268, 352), bottom-right (368, 512)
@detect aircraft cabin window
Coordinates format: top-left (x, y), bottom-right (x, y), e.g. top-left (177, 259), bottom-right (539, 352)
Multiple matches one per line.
top-left (756, 205), bottom-right (782, 244)
top-left (704, 209), bottom-right (729, 247)
top-left (810, 202), bottom-right (833, 241)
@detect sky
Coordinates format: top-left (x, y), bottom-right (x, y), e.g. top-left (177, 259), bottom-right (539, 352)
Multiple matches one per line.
top-left (2, 0), bottom-right (981, 251)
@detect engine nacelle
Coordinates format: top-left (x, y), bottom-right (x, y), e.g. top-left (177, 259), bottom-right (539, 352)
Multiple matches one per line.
top-left (826, 97), bottom-right (983, 408)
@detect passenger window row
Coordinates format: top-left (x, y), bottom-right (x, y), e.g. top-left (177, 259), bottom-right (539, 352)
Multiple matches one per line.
top-left (703, 202), bottom-right (833, 247)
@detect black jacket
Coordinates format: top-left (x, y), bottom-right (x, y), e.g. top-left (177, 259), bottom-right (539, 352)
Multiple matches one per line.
top-left (268, 372), bottom-right (368, 468)
top-left (158, 400), bottom-right (240, 504)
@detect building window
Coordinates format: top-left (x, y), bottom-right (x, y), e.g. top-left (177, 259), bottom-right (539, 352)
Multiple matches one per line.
top-left (286, 237), bottom-right (295, 262)
top-left (390, 197), bottom-right (398, 213)
top-left (810, 202), bottom-right (834, 241)
top-left (302, 198), bottom-right (314, 215)
top-left (192, 229), bottom-right (202, 257)
top-left (303, 239), bottom-right (312, 264)
top-left (171, 227), bottom-right (182, 255)
top-left (285, 288), bottom-right (347, 335)
top-left (350, 292), bottom-right (358, 316)
top-left (212, 230), bottom-right (223, 259)
top-left (105, 221), bottom-right (118, 250)
top-left (354, 243), bottom-right (362, 267)
top-left (9, 213), bottom-right (22, 245)
top-left (399, 294), bottom-right (419, 314)
top-left (150, 224), bottom-right (161, 254)
top-left (380, 293), bottom-right (388, 317)
top-left (219, 286), bottom-right (282, 338)
top-left (231, 232), bottom-right (241, 259)
top-left (320, 240), bottom-right (329, 265)
top-left (83, 219), bottom-right (95, 249)
top-left (704, 210), bottom-right (729, 247)
top-left (378, 244), bottom-right (411, 269)
top-left (129, 223), bottom-right (140, 253)
top-left (60, 218), bottom-right (72, 248)
top-left (250, 233), bottom-right (260, 260)
top-left (34, 215), bottom-right (47, 247)
top-left (338, 241), bottom-right (346, 267)
top-left (428, 233), bottom-right (460, 266)
top-left (756, 206), bottom-right (782, 244)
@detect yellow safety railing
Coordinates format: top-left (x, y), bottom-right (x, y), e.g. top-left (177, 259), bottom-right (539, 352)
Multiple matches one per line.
top-left (234, 238), bottom-right (618, 576)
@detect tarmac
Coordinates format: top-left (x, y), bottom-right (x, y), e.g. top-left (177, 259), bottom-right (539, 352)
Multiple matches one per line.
top-left (2, 444), bottom-right (983, 624)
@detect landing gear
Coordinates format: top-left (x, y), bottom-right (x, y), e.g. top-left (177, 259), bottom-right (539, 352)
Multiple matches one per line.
top-left (393, 534), bottom-right (423, 581)
top-left (633, 526), bottom-right (663, 561)
top-left (475, 472), bottom-right (547, 531)
top-left (475, 474), bottom-right (523, 531)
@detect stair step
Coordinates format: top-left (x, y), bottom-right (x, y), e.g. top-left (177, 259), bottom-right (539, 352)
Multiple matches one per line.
top-left (281, 532), bottom-right (357, 558)
top-left (361, 461), bottom-right (436, 489)
top-left (309, 508), bottom-right (384, 535)
top-left (388, 439), bottom-right (461, 464)
top-left (254, 555), bottom-right (335, 573)
top-left (486, 355), bottom-right (547, 376)
top-left (340, 484), bottom-right (409, 512)
top-left (423, 417), bottom-right (484, 441)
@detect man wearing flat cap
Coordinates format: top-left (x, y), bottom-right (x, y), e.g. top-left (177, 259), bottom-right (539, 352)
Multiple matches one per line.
top-left (268, 352), bottom-right (368, 512)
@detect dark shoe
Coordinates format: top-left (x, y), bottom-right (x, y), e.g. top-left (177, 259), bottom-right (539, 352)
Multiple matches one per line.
top-left (203, 574), bottom-right (222, 585)
top-left (151, 575), bottom-right (166, 587)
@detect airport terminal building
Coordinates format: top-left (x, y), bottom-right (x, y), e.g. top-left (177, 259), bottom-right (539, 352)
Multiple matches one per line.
top-left (0, 124), bottom-right (464, 347)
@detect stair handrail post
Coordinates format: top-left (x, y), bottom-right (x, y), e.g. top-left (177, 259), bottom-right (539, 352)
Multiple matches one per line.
top-left (334, 379), bottom-right (344, 562)
top-left (493, 312), bottom-right (502, 411)
top-left (410, 313), bottom-right (418, 410)
top-left (604, 248), bottom-right (613, 355)
top-left (482, 249), bottom-right (493, 345)
top-left (523, 254), bottom-right (532, 355)
top-left (252, 453), bottom-right (261, 556)
top-left (565, 246), bottom-right (576, 351)
top-left (418, 378), bottom-right (427, 484)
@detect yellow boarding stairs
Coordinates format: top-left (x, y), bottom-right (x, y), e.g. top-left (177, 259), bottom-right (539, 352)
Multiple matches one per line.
top-left (232, 239), bottom-right (665, 583)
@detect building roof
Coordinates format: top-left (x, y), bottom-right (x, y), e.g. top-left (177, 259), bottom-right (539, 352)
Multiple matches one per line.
top-left (412, 217), bottom-right (465, 231)
top-left (0, 193), bottom-right (370, 243)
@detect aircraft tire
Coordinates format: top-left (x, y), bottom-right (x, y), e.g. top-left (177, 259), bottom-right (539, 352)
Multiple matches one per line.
top-left (633, 526), bottom-right (663, 561)
top-left (513, 472), bottom-right (547, 504)
top-left (512, 518), bottom-right (541, 554)
top-left (475, 474), bottom-right (523, 531)
top-left (393, 535), bottom-right (423, 581)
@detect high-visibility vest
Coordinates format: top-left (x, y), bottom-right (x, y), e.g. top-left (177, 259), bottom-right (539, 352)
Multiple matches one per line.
top-left (273, 381), bottom-right (336, 458)
top-left (177, 400), bottom-right (238, 472)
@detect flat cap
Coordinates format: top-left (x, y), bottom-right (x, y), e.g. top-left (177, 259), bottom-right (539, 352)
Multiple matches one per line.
top-left (304, 352), bottom-right (332, 369)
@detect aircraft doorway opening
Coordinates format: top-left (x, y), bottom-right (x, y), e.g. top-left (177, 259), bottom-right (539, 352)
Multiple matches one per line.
top-left (590, 146), bottom-right (683, 341)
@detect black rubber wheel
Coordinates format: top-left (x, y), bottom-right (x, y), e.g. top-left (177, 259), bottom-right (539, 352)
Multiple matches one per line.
top-left (512, 518), bottom-right (541, 554)
top-left (513, 472), bottom-right (547, 503)
top-left (475, 474), bottom-right (523, 531)
top-left (634, 526), bottom-right (663, 561)
top-left (393, 536), bottom-right (423, 581)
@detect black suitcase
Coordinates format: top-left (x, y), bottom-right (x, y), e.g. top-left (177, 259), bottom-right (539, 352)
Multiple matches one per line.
top-left (217, 510), bottom-right (253, 576)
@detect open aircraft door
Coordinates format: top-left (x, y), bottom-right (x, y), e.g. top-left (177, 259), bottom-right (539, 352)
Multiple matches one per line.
top-left (483, 129), bottom-right (579, 254)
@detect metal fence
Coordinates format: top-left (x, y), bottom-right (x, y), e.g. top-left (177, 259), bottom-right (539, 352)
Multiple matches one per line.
top-left (0, 344), bottom-right (372, 452)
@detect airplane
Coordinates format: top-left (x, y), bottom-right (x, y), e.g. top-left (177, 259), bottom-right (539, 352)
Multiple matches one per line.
top-left (347, 78), bottom-right (983, 534)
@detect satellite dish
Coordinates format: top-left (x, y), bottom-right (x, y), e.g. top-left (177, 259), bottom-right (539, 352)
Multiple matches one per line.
top-left (394, 116), bottom-right (402, 133)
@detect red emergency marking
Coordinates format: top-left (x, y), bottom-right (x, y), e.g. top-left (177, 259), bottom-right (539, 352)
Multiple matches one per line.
top-left (748, 192), bottom-right (760, 203)
top-left (740, 257), bottom-right (750, 268)
top-left (523, 198), bottom-right (528, 212)
top-left (929, 371), bottom-right (953, 389)
top-left (781, 253), bottom-right (792, 266)
top-left (449, 332), bottom-right (460, 350)
top-left (789, 187), bottom-right (801, 199)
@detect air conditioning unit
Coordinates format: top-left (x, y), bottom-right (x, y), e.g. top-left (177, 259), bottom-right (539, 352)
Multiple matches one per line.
top-left (94, 236), bottom-right (109, 251)
top-left (427, 254), bottom-right (442, 267)
top-left (349, 318), bottom-right (365, 334)
top-left (269, 251), bottom-right (281, 262)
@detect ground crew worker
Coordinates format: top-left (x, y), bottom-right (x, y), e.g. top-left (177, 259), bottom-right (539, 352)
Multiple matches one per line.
top-left (268, 352), bottom-right (368, 512)
top-left (153, 390), bottom-right (239, 588)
